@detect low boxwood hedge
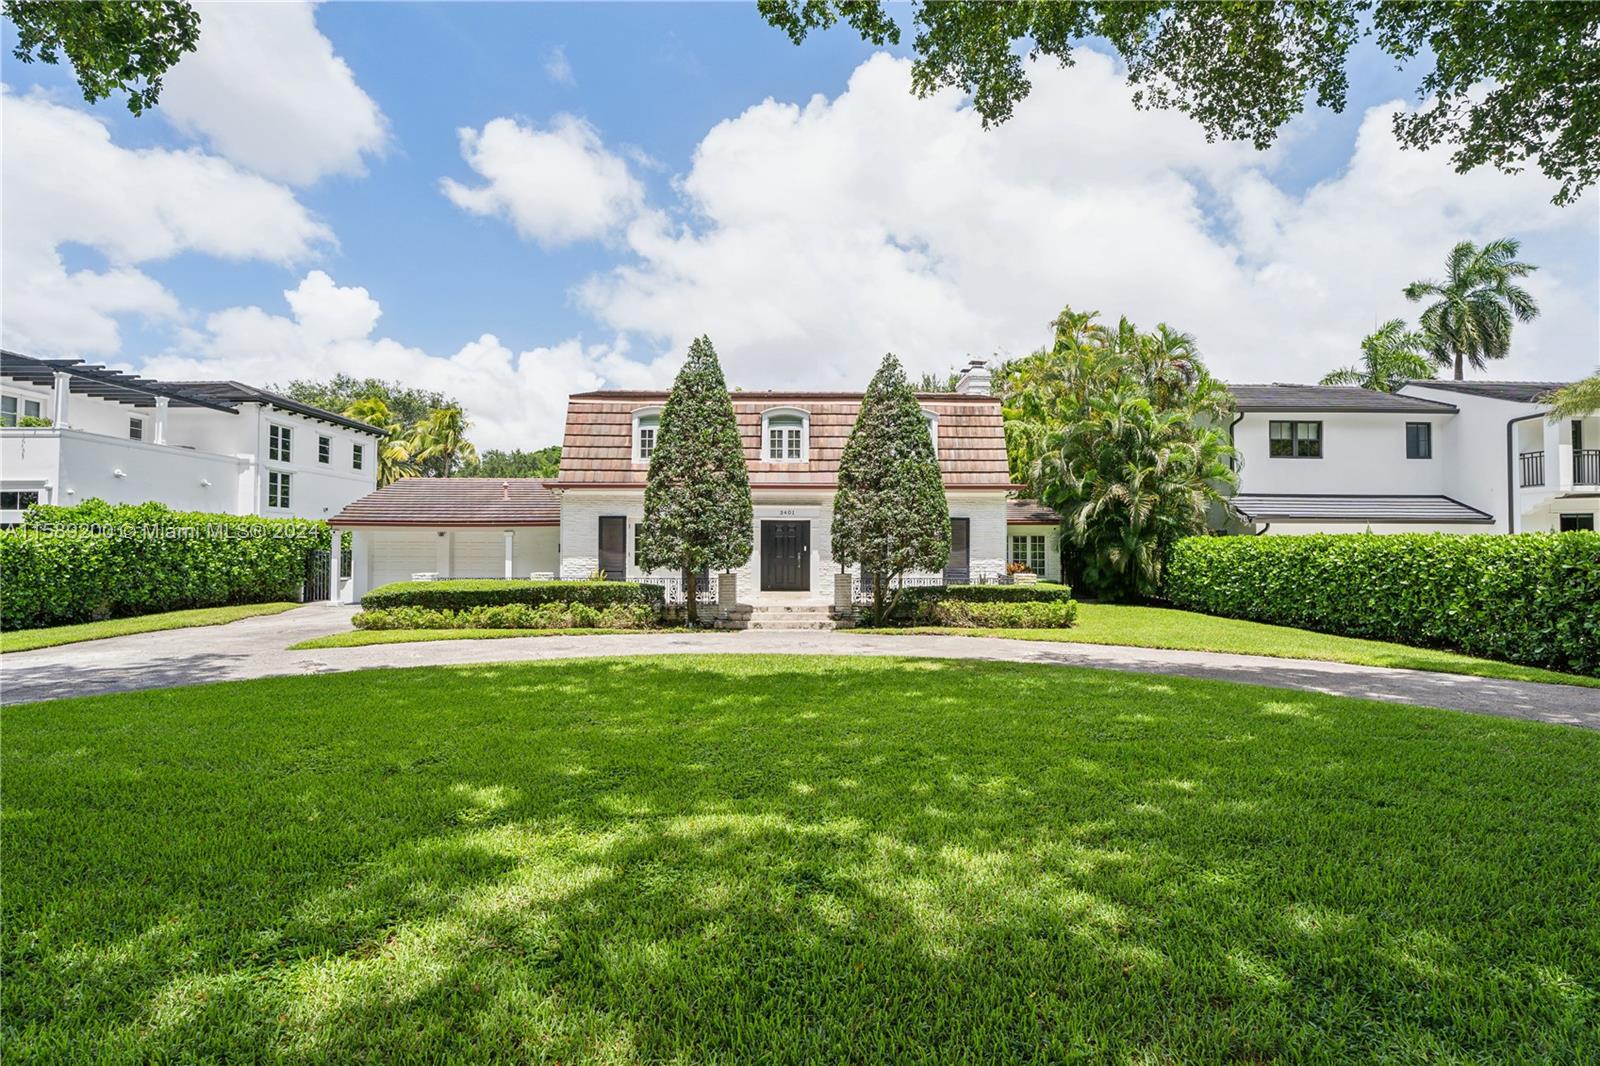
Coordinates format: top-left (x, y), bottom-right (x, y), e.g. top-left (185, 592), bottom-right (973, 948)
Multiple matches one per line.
top-left (924, 599), bottom-right (1078, 628)
top-left (353, 602), bottom-right (659, 631)
top-left (1165, 532), bottom-right (1600, 676)
top-left (360, 578), bottom-right (665, 611)
top-left (1, 499), bottom-right (328, 630)
top-left (895, 581), bottom-right (1075, 609)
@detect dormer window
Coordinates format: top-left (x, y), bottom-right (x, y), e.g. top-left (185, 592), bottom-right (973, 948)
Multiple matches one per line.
top-left (632, 408), bottom-right (662, 463)
top-left (922, 409), bottom-right (939, 454)
top-left (762, 408), bottom-right (808, 462)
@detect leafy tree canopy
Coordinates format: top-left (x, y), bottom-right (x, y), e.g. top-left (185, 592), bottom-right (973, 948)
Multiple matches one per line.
top-left (832, 353), bottom-right (949, 624)
top-left (457, 447), bottom-right (562, 480)
top-left (280, 375), bottom-right (458, 432)
top-left (636, 336), bottom-right (754, 611)
top-left (1320, 318), bottom-right (1437, 392)
top-left (1405, 238), bottom-right (1539, 380)
top-left (1545, 376), bottom-right (1600, 421)
top-left (758, 1), bottom-right (1599, 204)
top-left (4, 0), bottom-right (200, 116)
top-left (1000, 306), bottom-right (1237, 600)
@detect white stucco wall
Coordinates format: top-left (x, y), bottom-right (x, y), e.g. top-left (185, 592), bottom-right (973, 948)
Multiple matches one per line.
top-left (557, 487), bottom-right (1011, 601)
top-left (345, 524), bottom-right (561, 599)
top-left (1232, 410), bottom-right (1454, 496)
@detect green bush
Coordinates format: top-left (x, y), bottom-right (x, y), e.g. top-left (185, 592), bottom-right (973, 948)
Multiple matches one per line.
top-left (925, 599), bottom-right (1078, 628)
top-left (891, 581), bottom-right (1075, 619)
top-left (353, 602), bottom-right (659, 631)
top-left (360, 578), bottom-right (665, 611)
top-left (0, 499), bottom-right (328, 630)
top-left (1165, 532), bottom-right (1600, 675)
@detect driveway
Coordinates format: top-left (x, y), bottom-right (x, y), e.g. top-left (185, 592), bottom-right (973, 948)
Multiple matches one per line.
top-left (4, 604), bottom-right (1598, 730)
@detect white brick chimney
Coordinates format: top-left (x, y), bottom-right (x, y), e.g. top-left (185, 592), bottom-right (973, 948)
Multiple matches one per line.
top-left (955, 358), bottom-right (991, 396)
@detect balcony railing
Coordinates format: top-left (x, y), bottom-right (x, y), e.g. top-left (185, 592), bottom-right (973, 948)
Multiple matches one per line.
top-left (1576, 449), bottom-right (1600, 486)
top-left (1519, 450), bottom-right (1545, 488)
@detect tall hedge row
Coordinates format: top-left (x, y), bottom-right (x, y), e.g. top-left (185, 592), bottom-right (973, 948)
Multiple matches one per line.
top-left (1165, 533), bottom-right (1600, 675)
top-left (0, 500), bottom-right (329, 630)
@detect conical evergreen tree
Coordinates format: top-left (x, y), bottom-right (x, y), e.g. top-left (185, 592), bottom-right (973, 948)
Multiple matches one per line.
top-left (637, 335), bottom-right (753, 616)
top-left (832, 353), bottom-right (950, 624)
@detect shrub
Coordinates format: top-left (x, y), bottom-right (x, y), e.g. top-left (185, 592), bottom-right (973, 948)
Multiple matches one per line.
top-left (0, 499), bottom-right (327, 630)
top-left (891, 582), bottom-right (1075, 619)
top-left (353, 602), bottom-right (659, 631)
top-left (926, 599), bottom-right (1078, 628)
top-left (361, 579), bottom-right (665, 611)
top-left (1165, 532), bottom-right (1600, 676)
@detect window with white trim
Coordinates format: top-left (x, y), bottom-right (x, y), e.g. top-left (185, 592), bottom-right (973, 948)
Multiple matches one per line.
top-left (638, 417), bottom-right (659, 460)
top-left (353, 443), bottom-right (364, 470)
top-left (128, 417), bottom-right (144, 441)
top-left (764, 413), bottom-right (805, 461)
top-left (267, 470), bottom-right (292, 509)
top-left (318, 435), bottom-right (331, 463)
top-left (1010, 534), bottom-right (1046, 574)
top-left (1, 396), bottom-right (42, 426)
top-left (269, 423), bottom-right (292, 462)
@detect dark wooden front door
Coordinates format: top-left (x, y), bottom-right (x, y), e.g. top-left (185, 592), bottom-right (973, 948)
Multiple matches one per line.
top-left (944, 517), bottom-right (970, 584)
top-left (598, 516), bottom-right (626, 580)
top-left (760, 520), bottom-right (810, 591)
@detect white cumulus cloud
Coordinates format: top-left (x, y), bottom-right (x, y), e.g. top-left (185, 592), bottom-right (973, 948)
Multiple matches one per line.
top-left (142, 271), bottom-right (677, 449)
top-left (0, 87), bottom-right (331, 357)
top-left (160, 1), bottom-right (388, 185)
top-left (441, 114), bottom-right (645, 247)
top-left (574, 52), bottom-right (1595, 388)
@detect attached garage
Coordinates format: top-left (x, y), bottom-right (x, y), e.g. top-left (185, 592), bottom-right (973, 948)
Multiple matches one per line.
top-left (329, 478), bottom-right (561, 602)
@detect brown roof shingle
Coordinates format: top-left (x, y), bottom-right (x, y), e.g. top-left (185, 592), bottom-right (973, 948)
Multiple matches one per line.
top-left (558, 391), bottom-right (1013, 488)
top-left (1007, 498), bottom-right (1060, 524)
top-left (332, 478), bottom-right (559, 526)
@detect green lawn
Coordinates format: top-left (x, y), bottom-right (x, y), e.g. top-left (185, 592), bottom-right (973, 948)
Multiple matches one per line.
top-left (0, 602), bottom-right (300, 654)
top-left (5, 656), bottom-right (1596, 1062)
top-left (882, 602), bottom-right (1600, 688)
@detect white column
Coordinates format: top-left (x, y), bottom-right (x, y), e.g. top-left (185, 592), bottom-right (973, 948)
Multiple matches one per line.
top-left (52, 371), bottom-right (71, 428)
top-left (153, 396), bottom-right (169, 444)
top-left (328, 529), bottom-right (343, 603)
top-left (503, 529), bottom-right (516, 579)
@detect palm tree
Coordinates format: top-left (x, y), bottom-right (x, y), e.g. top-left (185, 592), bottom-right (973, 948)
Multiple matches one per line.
top-left (1545, 375), bottom-right (1600, 420)
top-left (344, 397), bottom-right (417, 487)
top-left (409, 406), bottom-right (479, 478)
top-left (1320, 319), bottom-right (1438, 392)
top-left (1404, 238), bottom-right (1539, 380)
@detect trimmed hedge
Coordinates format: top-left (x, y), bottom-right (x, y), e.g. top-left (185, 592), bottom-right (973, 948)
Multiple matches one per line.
top-left (353, 602), bottom-right (659, 631)
top-left (925, 599), bottom-right (1078, 628)
top-left (1165, 532), bottom-right (1600, 676)
top-left (896, 581), bottom-right (1075, 609)
top-left (1, 499), bottom-right (328, 631)
top-left (361, 578), bottom-right (665, 611)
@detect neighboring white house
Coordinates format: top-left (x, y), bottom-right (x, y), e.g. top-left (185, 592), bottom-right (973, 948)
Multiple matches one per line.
top-left (333, 362), bottom-right (1064, 603)
top-left (1, 350), bottom-right (382, 524)
top-left (1227, 381), bottom-right (1597, 534)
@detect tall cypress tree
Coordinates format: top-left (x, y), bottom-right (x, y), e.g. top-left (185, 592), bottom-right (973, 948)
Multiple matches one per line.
top-left (636, 335), bottom-right (753, 616)
top-left (832, 353), bottom-right (950, 624)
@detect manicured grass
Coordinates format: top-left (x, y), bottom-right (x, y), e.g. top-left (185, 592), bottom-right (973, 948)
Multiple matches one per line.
top-left (0, 602), bottom-right (300, 654)
top-left (291, 627), bottom-right (698, 649)
top-left (5, 656), bottom-right (1596, 1062)
top-left (881, 602), bottom-right (1600, 688)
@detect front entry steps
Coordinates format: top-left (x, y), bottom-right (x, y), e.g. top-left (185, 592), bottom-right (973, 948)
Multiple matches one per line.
top-left (702, 604), bottom-right (844, 630)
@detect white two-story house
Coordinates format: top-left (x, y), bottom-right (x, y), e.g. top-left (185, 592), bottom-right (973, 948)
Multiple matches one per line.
top-left (1227, 380), bottom-right (1596, 534)
top-left (1, 350), bottom-right (382, 524)
top-left (331, 362), bottom-right (1065, 602)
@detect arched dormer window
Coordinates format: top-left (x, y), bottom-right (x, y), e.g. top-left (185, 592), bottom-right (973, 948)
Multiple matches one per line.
top-left (922, 409), bottom-right (939, 455)
top-left (631, 407), bottom-right (662, 463)
top-left (761, 407), bottom-right (809, 462)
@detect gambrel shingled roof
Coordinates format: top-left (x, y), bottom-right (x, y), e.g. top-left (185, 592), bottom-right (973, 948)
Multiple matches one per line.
top-left (556, 391), bottom-right (1015, 489)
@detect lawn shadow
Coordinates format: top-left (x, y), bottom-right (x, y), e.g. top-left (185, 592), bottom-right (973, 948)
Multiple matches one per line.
top-left (6, 657), bottom-right (1597, 1062)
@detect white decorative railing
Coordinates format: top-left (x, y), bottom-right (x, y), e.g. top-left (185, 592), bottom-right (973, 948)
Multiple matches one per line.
top-left (635, 574), bottom-right (719, 605)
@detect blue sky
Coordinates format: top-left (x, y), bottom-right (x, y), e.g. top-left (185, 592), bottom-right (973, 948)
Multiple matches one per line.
top-left (4, 3), bottom-right (1595, 448)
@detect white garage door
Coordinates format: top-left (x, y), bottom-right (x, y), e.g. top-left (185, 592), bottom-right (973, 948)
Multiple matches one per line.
top-left (368, 531), bottom-right (438, 590)
top-left (451, 531), bottom-right (505, 578)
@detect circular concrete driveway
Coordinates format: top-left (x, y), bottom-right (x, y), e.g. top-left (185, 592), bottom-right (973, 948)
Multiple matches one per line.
top-left (3, 604), bottom-right (1597, 730)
